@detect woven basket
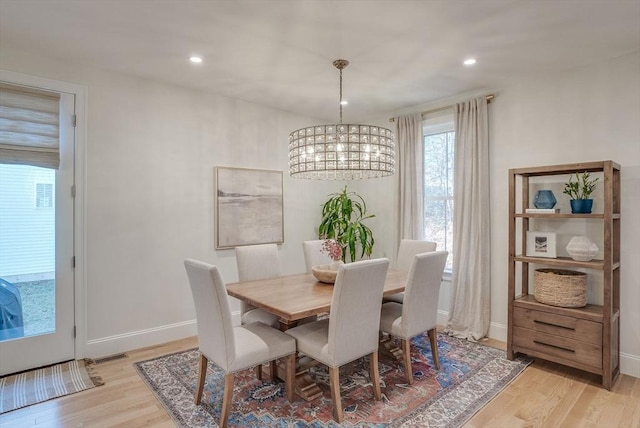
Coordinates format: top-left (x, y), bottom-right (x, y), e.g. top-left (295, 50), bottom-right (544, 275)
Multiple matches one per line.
top-left (533, 268), bottom-right (587, 308)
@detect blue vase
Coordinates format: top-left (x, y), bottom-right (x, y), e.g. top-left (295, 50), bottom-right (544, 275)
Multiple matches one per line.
top-left (533, 190), bottom-right (557, 209)
top-left (570, 199), bottom-right (593, 214)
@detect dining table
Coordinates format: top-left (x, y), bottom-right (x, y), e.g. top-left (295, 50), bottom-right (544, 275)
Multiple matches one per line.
top-left (226, 268), bottom-right (408, 401)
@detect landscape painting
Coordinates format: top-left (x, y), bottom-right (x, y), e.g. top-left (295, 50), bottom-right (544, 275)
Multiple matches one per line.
top-left (215, 167), bottom-right (283, 249)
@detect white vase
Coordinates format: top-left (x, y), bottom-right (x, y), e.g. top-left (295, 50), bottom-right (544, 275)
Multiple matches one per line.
top-left (566, 236), bottom-right (598, 261)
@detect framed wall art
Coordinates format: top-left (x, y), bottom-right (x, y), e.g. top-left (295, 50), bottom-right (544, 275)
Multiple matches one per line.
top-left (215, 167), bottom-right (283, 249)
top-left (526, 231), bottom-right (557, 258)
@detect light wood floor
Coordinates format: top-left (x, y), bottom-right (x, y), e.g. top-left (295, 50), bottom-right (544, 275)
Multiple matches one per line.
top-left (1, 336), bottom-right (638, 427)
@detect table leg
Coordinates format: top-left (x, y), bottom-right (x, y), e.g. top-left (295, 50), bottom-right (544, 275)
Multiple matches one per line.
top-left (278, 318), bottom-right (298, 331)
top-left (271, 318), bottom-right (323, 401)
top-left (267, 356), bottom-right (322, 401)
top-left (379, 333), bottom-right (404, 361)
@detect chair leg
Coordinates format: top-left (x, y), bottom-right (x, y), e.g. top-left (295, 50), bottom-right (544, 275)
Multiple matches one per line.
top-left (195, 354), bottom-right (208, 404)
top-left (284, 354), bottom-right (296, 402)
top-left (256, 364), bottom-right (263, 380)
top-left (220, 373), bottom-right (235, 428)
top-left (270, 360), bottom-right (278, 381)
top-left (369, 351), bottom-right (382, 400)
top-left (428, 328), bottom-right (440, 370)
top-left (329, 366), bottom-right (343, 423)
top-left (401, 338), bottom-right (414, 384)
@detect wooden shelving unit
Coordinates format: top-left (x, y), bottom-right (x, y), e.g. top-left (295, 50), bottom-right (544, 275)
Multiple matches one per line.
top-left (507, 161), bottom-right (621, 390)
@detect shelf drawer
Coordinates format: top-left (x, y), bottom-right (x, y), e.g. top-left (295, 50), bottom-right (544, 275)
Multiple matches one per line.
top-left (513, 326), bottom-right (602, 368)
top-left (513, 307), bottom-right (602, 345)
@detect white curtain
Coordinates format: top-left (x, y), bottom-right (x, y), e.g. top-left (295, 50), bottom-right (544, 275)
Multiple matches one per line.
top-left (395, 113), bottom-right (424, 245)
top-left (445, 96), bottom-right (491, 341)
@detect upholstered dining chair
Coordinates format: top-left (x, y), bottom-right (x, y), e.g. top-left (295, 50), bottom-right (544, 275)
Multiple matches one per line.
top-left (379, 250), bottom-right (448, 384)
top-left (285, 258), bottom-right (390, 423)
top-left (302, 239), bottom-right (334, 273)
top-left (235, 244), bottom-right (282, 328)
top-left (384, 239), bottom-right (437, 304)
top-left (184, 259), bottom-right (297, 428)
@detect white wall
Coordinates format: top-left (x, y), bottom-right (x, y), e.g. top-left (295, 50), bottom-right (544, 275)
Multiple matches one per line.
top-left (0, 47), bottom-right (341, 357)
top-left (372, 52), bottom-right (640, 377)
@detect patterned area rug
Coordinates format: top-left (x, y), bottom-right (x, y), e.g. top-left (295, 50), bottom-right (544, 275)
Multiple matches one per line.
top-left (0, 359), bottom-right (104, 414)
top-left (135, 333), bottom-right (530, 427)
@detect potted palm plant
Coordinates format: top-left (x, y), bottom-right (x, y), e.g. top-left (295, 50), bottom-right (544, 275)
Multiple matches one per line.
top-left (318, 186), bottom-right (375, 262)
top-left (563, 171), bottom-right (599, 213)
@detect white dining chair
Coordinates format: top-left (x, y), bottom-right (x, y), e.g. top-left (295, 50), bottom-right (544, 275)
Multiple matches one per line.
top-left (384, 239), bottom-right (437, 304)
top-left (285, 258), bottom-right (390, 423)
top-left (235, 244), bottom-right (282, 328)
top-left (379, 251), bottom-right (448, 384)
top-left (184, 259), bottom-right (297, 428)
top-left (302, 239), bottom-right (335, 272)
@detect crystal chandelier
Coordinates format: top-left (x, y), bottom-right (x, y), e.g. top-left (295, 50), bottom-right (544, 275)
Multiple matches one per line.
top-left (288, 59), bottom-right (395, 180)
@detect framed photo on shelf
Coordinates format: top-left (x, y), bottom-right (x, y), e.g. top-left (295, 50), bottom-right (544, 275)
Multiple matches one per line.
top-left (526, 231), bottom-right (557, 258)
top-left (215, 166), bottom-right (284, 249)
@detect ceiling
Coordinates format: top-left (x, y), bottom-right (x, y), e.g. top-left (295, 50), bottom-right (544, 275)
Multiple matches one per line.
top-left (1, 0), bottom-right (639, 122)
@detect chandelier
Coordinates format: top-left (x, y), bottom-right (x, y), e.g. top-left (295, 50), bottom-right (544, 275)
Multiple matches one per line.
top-left (288, 59), bottom-right (395, 180)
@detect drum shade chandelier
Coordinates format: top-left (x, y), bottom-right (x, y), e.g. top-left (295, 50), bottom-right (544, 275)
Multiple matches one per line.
top-left (288, 59), bottom-right (395, 180)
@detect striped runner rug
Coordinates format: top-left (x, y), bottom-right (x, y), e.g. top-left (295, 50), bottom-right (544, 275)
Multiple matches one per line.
top-left (0, 359), bottom-right (103, 414)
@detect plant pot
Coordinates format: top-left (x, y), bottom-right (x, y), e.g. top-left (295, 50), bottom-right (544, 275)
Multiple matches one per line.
top-left (570, 199), bottom-right (593, 214)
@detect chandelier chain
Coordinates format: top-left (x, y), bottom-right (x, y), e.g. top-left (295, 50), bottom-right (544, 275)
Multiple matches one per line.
top-left (339, 67), bottom-right (343, 124)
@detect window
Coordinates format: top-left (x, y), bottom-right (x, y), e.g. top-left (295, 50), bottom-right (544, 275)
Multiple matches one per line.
top-left (423, 115), bottom-right (454, 272)
top-left (35, 182), bottom-right (53, 208)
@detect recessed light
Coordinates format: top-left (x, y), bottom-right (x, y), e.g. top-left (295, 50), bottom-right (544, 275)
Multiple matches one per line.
top-left (463, 58), bottom-right (477, 66)
top-left (190, 56), bottom-right (203, 63)
top-left (340, 100), bottom-right (349, 105)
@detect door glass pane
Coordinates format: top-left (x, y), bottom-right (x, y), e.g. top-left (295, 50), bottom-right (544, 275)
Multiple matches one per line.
top-left (0, 164), bottom-right (56, 341)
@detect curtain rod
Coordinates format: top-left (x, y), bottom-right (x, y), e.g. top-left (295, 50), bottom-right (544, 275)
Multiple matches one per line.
top-left (389, 94), bottom-right (494, 122)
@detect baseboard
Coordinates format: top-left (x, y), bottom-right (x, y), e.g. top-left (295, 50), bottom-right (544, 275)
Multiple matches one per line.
top-left (84, 320), bottom-right (197, 359)
top-left (437, 310), bottom-right (449, 327)
top-left (83, 312), bottom-right (639, 379)
top-left (620, 352), bottom-right (640, 379)
top-left (488, 321), bottom-right (507, 342)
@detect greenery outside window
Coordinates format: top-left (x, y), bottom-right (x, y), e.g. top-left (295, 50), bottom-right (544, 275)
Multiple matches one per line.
top-left (423, 116), bottom-right (454, 273)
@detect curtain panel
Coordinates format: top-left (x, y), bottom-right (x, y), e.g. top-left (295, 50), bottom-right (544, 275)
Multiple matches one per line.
top-left (395, 113), bottom-right (424, 246)
top-left (0, 82), bottom-right (61, 169)
top-left (445, 96), bottom-right (491, 341)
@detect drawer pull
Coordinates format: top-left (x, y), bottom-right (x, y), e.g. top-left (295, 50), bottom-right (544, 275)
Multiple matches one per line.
top-left (534, 320), bottom-right (575, 331)
top-left (533, 340), bottom-right (575, 353)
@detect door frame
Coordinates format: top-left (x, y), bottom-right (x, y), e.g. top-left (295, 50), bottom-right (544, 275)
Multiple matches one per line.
top-left (0, 69), bottom-right (87, 360)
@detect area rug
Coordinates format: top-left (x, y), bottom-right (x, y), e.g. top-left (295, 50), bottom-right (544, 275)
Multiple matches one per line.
top-left (0, 359), bottom-right (104, 414)
top-left (135, 333), bottom-right (531, 427)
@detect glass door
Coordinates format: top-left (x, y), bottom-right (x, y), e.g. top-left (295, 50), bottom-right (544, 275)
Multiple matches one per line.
top-left (0, 90), bottom-right (75, 376)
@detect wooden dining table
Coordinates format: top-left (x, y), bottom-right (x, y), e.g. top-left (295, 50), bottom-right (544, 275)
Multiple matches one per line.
top-left (226, 268), bottom-right (408, 400)
top-left (226, 268), bottom-right (407, 330)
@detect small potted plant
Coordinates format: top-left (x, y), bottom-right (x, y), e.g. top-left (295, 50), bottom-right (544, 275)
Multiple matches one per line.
top-left (562, 171), bottom-right (599, 213)
top-left (318, 186), bottom-right (375, 262)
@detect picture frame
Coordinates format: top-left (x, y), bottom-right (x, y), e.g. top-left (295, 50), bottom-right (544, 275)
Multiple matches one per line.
top-left (526, 231), bottom-right (557, 258)
top-left (215, 167), bottom-right (284, 249)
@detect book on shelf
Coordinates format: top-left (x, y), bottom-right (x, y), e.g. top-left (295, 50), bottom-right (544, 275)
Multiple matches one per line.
top-left (525, 208), bottom-right (560, 213)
